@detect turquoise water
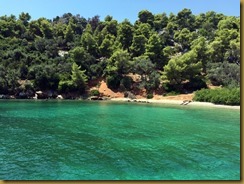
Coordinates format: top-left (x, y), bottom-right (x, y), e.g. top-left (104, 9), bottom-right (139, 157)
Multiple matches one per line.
top-left (0, 100), bottom-right (240, 180)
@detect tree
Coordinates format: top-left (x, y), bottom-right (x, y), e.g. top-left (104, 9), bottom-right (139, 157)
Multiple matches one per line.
top-left (134, 23), bottom-right (151, 39)
top-left (163, 50), bottom-right (202, 86)
top-left (99, 34), bottom-right (115, 57)
top-left (176, 8), bottom-right (195, 31)
top-left (145, 33), bottom-right (165, 68)
top-left (207, 61), bottom-right (240, 87)
top-left (132, 56), bottom-right (160, 92)
top-left (106, 49), bottom-right (131, 76)
top-left (138, 10), bottom-right (154, 27)
top-left (70, 62), bottom-right (88, 91)
top-left (153, 13), bottom-right (168, 31)
top-left (81, 24), bottom-right (98, 56)
top-left (132, 56), bottom-right (155, 78)
top-left (64, 20), bottom-right (75, 42)
top-left (33, 64), bottom-right (60, 90)
top-left (174, 28), bottom-right (195, 52)
top-left (225, 38), bottom-right (240, 65)
top-left (217, 16), bottom-right (239, 30)
top-left (19, 12), bottom-right (31, 26)
top-left (103, 18), bottom-right (118, 36)
top-left (117, 19), bottom-right (134, 50)
top-left (53, 22), bottom-right (66, 37)
top-left (69, 47), bottom-right (96, 78)
top-left (190, 36), bottom-right (209, 73)
top-left (87, 15), bottom-right (100, 31)
top-left (0, 16), bottom-right (16, 37)
top-left (39, 19), bottom-right (53, 39)
top-left (130, 34), bottom-right (147, 57)
top-left (0, 65), bottom-right (20, 94)
top-left (29, 20), bottom-right (43, 37)
top-left (58, 63), bottom-right (88, 94)
top-left (207, 39), bottom-right (225, 63)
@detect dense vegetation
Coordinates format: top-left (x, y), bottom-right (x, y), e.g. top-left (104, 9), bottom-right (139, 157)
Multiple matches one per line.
top-left (193, 88), bottom-right (240, 105)
top-left (0, 10), bottom-right (240, 101)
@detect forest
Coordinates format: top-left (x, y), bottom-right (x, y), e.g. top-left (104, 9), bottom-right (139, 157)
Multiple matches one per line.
top-left (0, 9), bottom-right (240, 103)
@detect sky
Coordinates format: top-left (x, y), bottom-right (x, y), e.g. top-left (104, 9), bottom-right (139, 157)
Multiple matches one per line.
top-left (0, 0), bottom-right (240, 22)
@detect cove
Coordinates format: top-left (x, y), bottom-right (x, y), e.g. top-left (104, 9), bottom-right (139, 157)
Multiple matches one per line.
top-left (0, 100), bottom-right (240, 180)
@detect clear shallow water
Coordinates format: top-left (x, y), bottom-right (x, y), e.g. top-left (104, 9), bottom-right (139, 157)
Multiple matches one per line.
top-left (0, 100), bottom-right (240, 180)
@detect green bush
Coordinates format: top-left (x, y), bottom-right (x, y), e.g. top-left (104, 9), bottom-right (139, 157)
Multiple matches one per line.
top-left (120, 76), bottom-right (133, 90)
top-left (147, 93), bottom-right (154, 99)
top-left (58, 80), bottom-right (75, 93)
top-left (90, 89), bottom-right (100, 96)
top-left (193, 88), bottom-right (240, 105)
top-left (106, 75), bottom-right (121, 90)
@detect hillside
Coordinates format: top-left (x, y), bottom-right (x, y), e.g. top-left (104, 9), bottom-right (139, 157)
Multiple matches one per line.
top-left (0, 10), bottom-right (240, 100)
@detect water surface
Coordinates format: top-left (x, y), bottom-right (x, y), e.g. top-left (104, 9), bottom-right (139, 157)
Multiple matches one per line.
top-left (0, 100), bottom-right (240, 180)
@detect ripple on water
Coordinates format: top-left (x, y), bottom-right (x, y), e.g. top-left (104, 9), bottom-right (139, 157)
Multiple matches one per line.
top-left (0, 101), bottom-right (240, 180)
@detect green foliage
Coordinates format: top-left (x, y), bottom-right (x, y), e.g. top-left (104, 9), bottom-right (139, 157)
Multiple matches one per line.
top-left (70, 62), bottom-right (88, 92)
top-left (90, 89), bottom-right (100, 96)
top-left (19, 12), bottom-right (31, 26)
top-left (145, 71), bottom-right (161, 92)
top-left (163, 50), bottom-right (202, 85)
top-left (106, 49), bottom-right (131, 76)
top-left (193, 88), bottom-right (240, 105)
top-left (153, 13), bottom-right (168, 31)
top-left (138, 10), bottom-right (154, 27)
top-left (117, 19), bottom-right (134, 50)
top-left (146, 93), bottom-right (153, 99)
top-left (40, 19), bottom-right (53, 39)
top-left (176, 8), bottom-right (195, 31)
top-left (0, 65), bottom-right (20, 94)
top-left (130, 34), bottom-right (147, 57)
top-left (120, 76), bottom-right (133, 90)
top-left (145, 33), bottom-right (162, 58)
top-left (58, 63), bottom-right (88, 94)
top-left (33, 64), bottom-right (60, 90)
top-left (207, 61), bottom-right (240, 87)
top-left (99, 34), bottom-right (115, 57)
top-left (0, 10), bottom-right (240, 98)
top-left (106, 75), bottom-right (121, 90)
top-left (81, 27), bottom-right (98, 56)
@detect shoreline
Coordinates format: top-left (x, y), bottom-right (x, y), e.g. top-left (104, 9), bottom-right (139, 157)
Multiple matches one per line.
top-left (110, 98), bottom-right (240, 110)
top-left (0, 97), bottom-right (240, 110)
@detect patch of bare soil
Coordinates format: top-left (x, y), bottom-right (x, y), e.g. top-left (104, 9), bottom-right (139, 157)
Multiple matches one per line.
top-left (95, 80), bottom-right (124, 98)
top-left (153, 93), bottom-right (194, 101)
top-left (88, 77), bottom-right (194, 101)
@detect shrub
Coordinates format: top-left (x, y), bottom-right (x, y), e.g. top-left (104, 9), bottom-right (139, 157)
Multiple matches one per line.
top-left (90, 89), bottom-right (100, 96)
top-left (147, 93), bottom-right (154, 99)
top-left (193, 88), bottom-right (240, 105)
top-left (120, 76), bottom-right (133, 90)
top-left (106, 75), bottom-right (121, 90)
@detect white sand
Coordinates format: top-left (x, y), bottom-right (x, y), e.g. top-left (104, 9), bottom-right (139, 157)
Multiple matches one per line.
top-left (110, 98), bottom-right (240, 110)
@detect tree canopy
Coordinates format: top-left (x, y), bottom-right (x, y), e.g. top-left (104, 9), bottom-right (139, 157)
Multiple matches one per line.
top-left (0, 10), bottom-right (240, 97)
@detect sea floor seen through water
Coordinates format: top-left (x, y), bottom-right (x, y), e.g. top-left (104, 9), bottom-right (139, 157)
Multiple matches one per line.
top-left (0, 100), bottom-right (240, 180)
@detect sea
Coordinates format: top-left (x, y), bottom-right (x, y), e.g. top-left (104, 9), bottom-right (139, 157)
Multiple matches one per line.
top-left (0, 100), bottom-right (240, 180)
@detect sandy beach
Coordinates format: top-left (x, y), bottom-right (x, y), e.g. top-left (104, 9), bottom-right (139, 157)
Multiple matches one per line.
top-left (110, 98), bottom-right (240, 110)
top-left (94, 80), bottom-right (240, 110)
